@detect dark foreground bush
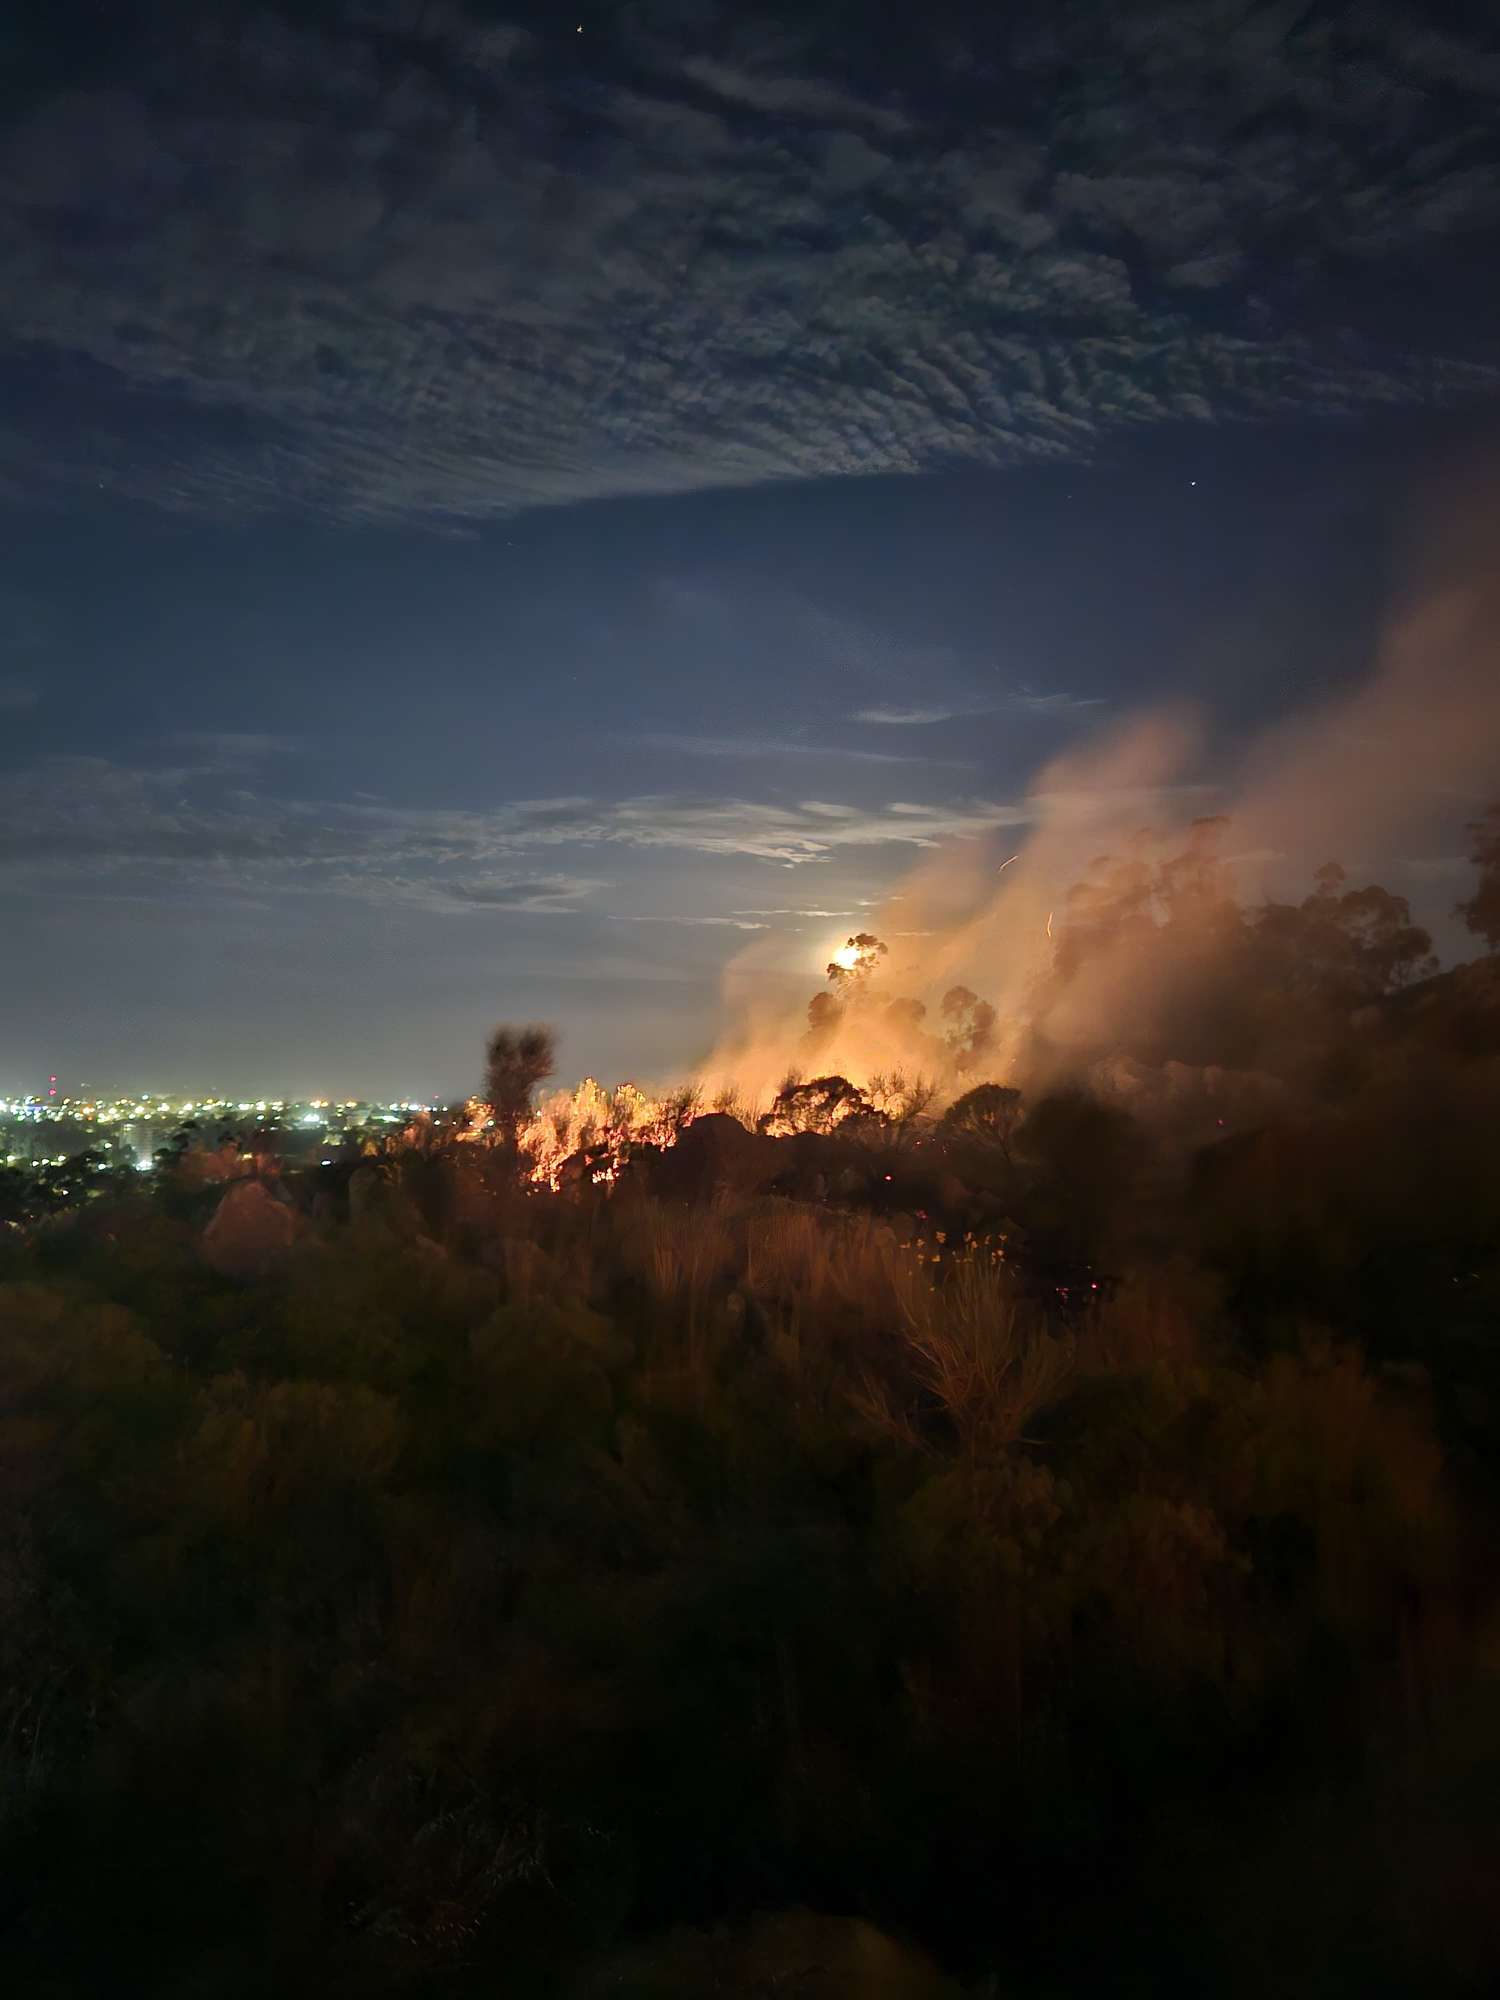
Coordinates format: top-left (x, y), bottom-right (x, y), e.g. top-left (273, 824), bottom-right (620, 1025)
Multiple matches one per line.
top-left (1, 1177), bottom-right (1498, 1997)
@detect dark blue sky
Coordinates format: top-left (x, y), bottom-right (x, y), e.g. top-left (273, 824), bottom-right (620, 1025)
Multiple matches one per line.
top-left (3, 1), bottom-right (1499, 1095)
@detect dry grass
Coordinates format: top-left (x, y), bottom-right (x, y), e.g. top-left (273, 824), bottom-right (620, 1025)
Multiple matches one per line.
top-left (890, 1246), bottom-right (1075, 1452)
top-left (601, 1198), bottom-right (1077, 1456)
top-left (603, 1198), bottom-right (739, 1375)
top-left (744, 1201), bottom-right (901, 1323)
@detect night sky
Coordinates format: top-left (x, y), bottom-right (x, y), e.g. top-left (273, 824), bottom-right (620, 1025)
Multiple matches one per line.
top-left (4, 0), bottom-right (1500, 1096)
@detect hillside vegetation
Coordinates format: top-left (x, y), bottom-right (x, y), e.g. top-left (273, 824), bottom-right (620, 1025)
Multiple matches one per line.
top-left (4, 823), bottom-right (1500, 1995)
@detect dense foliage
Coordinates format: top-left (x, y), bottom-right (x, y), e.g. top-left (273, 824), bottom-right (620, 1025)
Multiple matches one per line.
top-left (4, 833), bottom-right (1500, 1995)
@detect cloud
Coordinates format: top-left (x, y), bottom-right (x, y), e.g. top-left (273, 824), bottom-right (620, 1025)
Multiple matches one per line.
top-left (0, 752), bottom-right (1051, 901)
top-left (853, 705), bottom-right (976, 726)
top-left (526, 794), bottom-right (1034, 864)
top-left (676, 53), bottom-right (912, 137)
top-left (1008, 690), bottom-right (1108, 716)
top-left (0, 1), bottom-right (1495, 524)
top-left (632, 730), bottom-right (968, 766)
top-left (0, 681), bottom-right (38, 711)
top-left (337, 872), bottom-right (608, 916)
top-left (851, 688), bottom-right (1102, 725)
top-left (615, 913), bottom-right (772, 931)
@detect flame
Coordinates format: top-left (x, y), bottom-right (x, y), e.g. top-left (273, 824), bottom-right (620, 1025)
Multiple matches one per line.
top-left (516, 1076), bottom-right (694, 1188)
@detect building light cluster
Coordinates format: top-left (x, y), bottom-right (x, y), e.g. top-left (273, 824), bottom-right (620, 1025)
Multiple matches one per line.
top-left (2, 1089), bottom-right (444, 1171)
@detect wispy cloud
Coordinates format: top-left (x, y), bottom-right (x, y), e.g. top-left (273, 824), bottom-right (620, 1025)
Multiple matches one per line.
top-left (0, 681), bottom-right (39, 711)
top-left (333, 872), bottom-right (608, 916)
top-left (0, 753), bottom-right (1041, 898)
top-left (677, 53), bottom-right (912, 137)
top-left (613, 913), bottom-right (771, 931)
top-left (633, 730), bottom-right (969, 767)
top-left (538, 794), bottom-right (1031, 863)
top-left (853, 689), bottom-right (1105, 726)
top-left (853, 704), bottom-right (978, 726)
top-left (1009, 690), bottom-right (1108, 716)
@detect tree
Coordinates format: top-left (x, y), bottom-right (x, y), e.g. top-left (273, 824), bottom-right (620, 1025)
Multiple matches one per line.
top-left (1458, 803), bottom-right (1500, 951)
top-left (0, 1163), bottom-right (31, 1226)
top-left (1255, 873), bottom-right (1437, 1004)
top-left (484, 1023), bottom-right (556, 1145)
top-left (883, 996), bottom-right (928, 1033)
top-left (1051, 822), bottom-right (1241, 987)
top-left (1156, 815), bottom-right (1238, 928)
top-left (1332, 883), bottom-right (1438, 991)
top-left (940, 986), bottom-right (997, 1070)
top-left (942, 1082), bottom-right (1023, 1160)
top-left (1053, 838), bottom-right (1156, 980)
top-left (866, 1069), bottom-right (939, 1141)
top-left (806, 990), bottom-right (842, 1041)
top-left (806, 965), bottom-right (929, 1060)
top-left (758, 1074), bottom-right (878, 1137)
top-left (826, 933), bottom-right (888, 992)
top-left (153, 1121), bottom-right (198, 1170)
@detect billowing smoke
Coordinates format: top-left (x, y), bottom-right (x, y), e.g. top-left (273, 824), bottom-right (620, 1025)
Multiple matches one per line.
top-left (698, 458), bottom-right (1500, 1115)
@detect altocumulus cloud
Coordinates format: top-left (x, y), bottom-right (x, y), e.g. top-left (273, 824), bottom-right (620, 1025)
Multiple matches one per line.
top-left (0, 753), bottom-right (1042, 905)
top-left (2, 0), bottom-right (1497, 523)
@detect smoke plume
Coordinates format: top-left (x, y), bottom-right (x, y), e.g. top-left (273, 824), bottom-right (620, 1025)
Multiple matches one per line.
top-left (698, 458), bottom-right (1500, 1108)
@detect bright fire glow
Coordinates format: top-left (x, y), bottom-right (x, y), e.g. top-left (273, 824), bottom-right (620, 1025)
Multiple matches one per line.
top-left (451, 1078), bottom-right (694, 1189)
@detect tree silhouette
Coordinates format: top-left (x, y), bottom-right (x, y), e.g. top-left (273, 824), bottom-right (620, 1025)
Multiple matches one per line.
top-left (866, 1069), bottom-right (938, 1139)
top-left (940, 985), bottom-right (997, 1070)
top-left (758, 1074), bottom-right (877, 1137)
top-left (942, 1082), bottom-right (1023, 1160)
top-left (806, 990), bottom-right (842, 1041)
top-left (826, 933), bottom-right (887, 992)
top-left (484, 1023), bottom-right (556, 1144)
top-left (1155, 815), bottom-right (1238, 928)
top-left (1053, 836), bottom-right (1157, 980)
top-left (883, 996), bottom-right (928, 1033)
top-left (1256, 871), bottom-right (1436, 1003)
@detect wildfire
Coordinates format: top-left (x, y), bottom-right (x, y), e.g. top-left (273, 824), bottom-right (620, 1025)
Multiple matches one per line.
top-left (516, 1076), bottom-right (694, 1188)
top-left (471, 922), bottom-right (1038, 1194)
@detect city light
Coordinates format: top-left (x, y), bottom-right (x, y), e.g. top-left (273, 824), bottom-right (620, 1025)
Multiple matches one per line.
top-left (1, 1087), bottom-right (444, 1198)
